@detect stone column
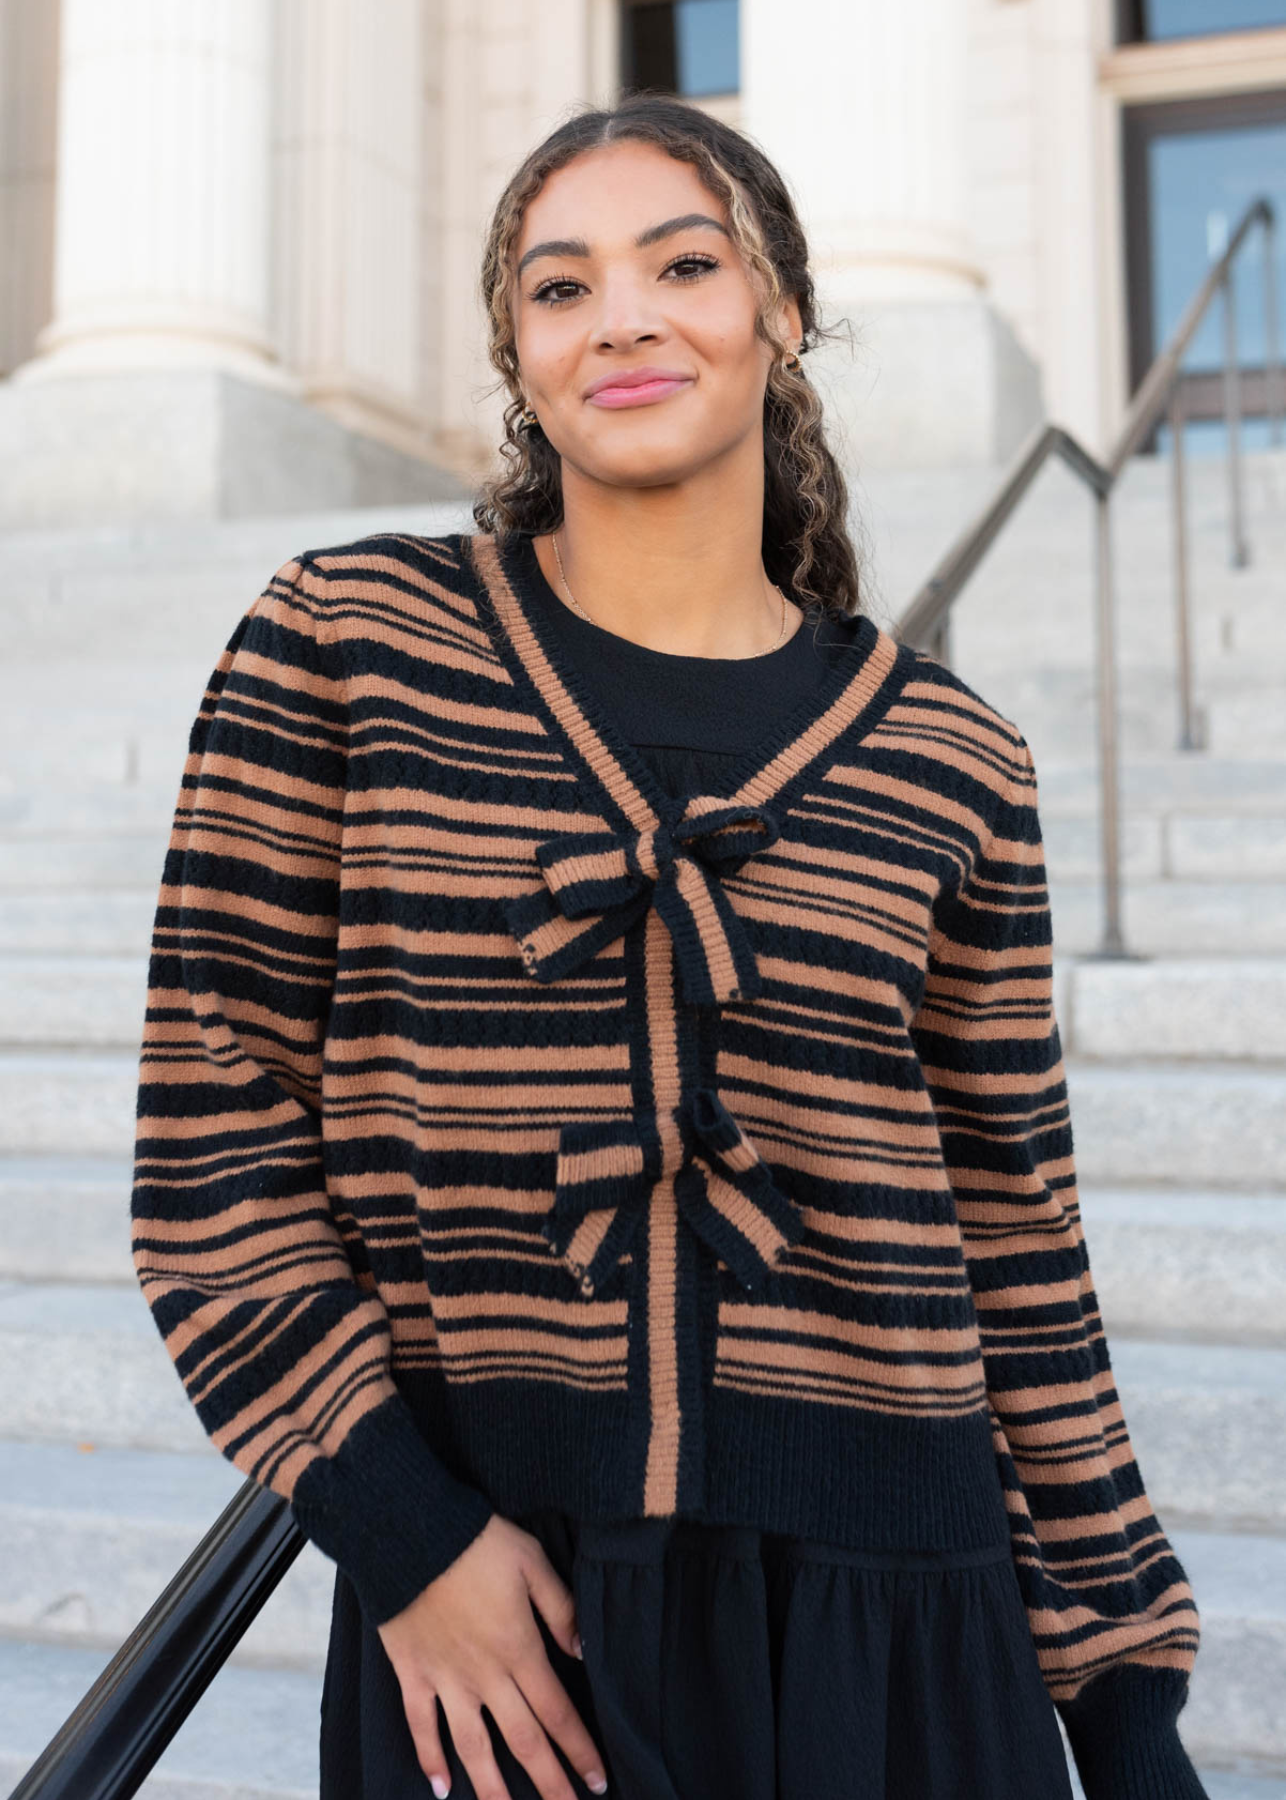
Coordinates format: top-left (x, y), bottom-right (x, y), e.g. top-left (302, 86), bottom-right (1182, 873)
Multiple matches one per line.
top-left (17, 0), bottom-right (287, 385)
top-left (0, 0), bottom-right (61, 380)
top-left (275, 0), bottom-right (437, 461)
top-left (0, 0), bottom-right (466, 525)
top-left (741, 0), bottom-right (1043, 468)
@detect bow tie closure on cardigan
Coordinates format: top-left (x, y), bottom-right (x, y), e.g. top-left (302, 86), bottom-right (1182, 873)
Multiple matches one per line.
top-left (545, 1088), bottom-right (805, 1298)
top-left (502, 796), bottom-right (782, 1007)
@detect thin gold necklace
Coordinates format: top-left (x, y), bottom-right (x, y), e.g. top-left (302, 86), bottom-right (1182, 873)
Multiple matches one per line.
top-left (550, 529), bottom-right (791, 655)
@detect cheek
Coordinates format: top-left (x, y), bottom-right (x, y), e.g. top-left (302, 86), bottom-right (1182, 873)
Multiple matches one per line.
top-left (692, 309), bottom-right (768, 383)
top-left (513, 319), bottom-right (574, 392)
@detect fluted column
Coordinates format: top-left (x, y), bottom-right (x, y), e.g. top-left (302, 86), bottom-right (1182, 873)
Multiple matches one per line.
top-left (741, 0), bottom-right (1042, 467)
top-left (15, 0), bottom-right (290, 387)
top-left (745, 0), bottom-right (983, 303)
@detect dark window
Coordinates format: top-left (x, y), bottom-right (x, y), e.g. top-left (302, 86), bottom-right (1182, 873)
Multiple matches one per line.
top-left (1117, 0), bottom-right (1286, 43)
top-left (621, 0), bottom-right (739, 98)
top-left (1123, 88), bottom-right (1285, 452)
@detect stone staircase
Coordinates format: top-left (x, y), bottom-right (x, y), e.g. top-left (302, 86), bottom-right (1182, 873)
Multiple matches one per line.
top-left (1, 451), bottom-right (1284, 1796)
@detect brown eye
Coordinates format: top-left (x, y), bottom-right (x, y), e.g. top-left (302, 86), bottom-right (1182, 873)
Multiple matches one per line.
top-left (664, 254), bottom-right (721, 281)
top-left (530, 275), bottom-right (583, 307)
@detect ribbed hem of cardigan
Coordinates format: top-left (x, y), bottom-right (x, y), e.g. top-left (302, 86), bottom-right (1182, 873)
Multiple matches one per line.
top-left (287, 1390), bottom-right (496, 1629)
top-left (1057, 1665), bottom-right (1208, 1800)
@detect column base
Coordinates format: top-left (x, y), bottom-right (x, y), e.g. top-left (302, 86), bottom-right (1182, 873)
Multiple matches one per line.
top-left (0, 368), bottom-right (470, 529)
top-left (807, 294), bottom-right (1045, 471)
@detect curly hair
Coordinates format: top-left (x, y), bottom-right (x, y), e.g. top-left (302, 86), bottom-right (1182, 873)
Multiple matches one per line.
top-left (470, 92), bottom-right (869, 622)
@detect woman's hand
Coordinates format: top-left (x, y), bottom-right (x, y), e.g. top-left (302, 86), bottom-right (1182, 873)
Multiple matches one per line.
top-left (376, 1513), bottom-right (610, 1799)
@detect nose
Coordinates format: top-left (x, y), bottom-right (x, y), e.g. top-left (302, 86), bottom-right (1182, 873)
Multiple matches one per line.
top-left (587, 269), bottom-right (667, 350)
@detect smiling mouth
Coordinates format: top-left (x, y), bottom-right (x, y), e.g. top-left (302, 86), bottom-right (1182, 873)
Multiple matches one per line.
top-left (586, 377), bottom-right (693, 409)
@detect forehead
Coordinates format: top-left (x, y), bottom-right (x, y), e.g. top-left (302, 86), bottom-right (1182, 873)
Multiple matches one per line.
top-left (514, 142), bottom-right (726, 254)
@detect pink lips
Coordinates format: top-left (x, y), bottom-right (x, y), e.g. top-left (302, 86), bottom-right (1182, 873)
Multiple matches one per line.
top-left (586, 376), bottom-right (693, 409)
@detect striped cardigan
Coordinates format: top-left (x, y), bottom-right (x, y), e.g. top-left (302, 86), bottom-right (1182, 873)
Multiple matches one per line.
top-left (131, 527), bottom-right (1205, 1797)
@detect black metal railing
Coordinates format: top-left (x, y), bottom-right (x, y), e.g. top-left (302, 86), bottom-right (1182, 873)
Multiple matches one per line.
top-left (10, 1480), bottom-right (308, 1800)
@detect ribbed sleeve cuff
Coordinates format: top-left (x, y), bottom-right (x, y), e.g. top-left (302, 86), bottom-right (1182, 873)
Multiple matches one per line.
top-left (287, 1391), bottom-right (496, 1628)
top-left (1058, 1665), bottom-right (1209, 1800)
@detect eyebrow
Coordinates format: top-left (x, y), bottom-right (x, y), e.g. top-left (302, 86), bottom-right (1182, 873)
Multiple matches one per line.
top-left (516, 213), bottom-right (730, 278)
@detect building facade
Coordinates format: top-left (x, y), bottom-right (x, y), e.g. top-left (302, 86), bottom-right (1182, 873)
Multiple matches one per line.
top-left (0, 0), bottom-right (1282, 524)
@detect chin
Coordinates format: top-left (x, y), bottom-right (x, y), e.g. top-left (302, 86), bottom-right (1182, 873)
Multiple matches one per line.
top-left (577, 442), bottom-right (712, 488)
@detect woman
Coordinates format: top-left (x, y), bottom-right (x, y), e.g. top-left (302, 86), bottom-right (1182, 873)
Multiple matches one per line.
top-left (131, 94), bottom-right (1207, 1800)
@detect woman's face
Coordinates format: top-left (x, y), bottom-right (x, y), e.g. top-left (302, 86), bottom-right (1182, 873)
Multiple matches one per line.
top-left (510, 139), bottom-right (801, 492)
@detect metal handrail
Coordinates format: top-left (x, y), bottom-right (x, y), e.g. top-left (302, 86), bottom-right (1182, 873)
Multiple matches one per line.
top-left (10, 1479), bottom-right (306, 1800)
top-left (11, 193), bottom-right (1283, 1800)
top-left (896, 195), bottom-right (1280, 959)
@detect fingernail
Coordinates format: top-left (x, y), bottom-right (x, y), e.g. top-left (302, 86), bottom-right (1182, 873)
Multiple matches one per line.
top-left (431, 1778), bottom-right (449, 1797)
top-left (586, 1773), bottom-right (607, 1794)
top-left (572, 1631), bottom-right (583, 1659)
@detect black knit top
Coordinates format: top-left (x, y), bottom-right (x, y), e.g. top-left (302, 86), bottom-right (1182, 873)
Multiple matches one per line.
top-left (512, 531), bottom-right (863, 798)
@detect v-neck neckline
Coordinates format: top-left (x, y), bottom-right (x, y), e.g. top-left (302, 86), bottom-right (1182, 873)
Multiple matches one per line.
top-left (463, 527), bottom-right (912, 833)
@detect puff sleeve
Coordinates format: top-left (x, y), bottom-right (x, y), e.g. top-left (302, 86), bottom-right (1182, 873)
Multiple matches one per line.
top-left (130, 553), bottom-right (494, 1627)
top-left (908, 731), bottom-right (1205, 1800)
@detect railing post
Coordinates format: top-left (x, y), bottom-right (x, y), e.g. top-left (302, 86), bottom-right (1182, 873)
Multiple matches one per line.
top-left (1093, 486), bottom-right (1130, 958)
top-left (1168, 382), bottom-right (1203, 751)
top-left (1264, 210), bottom-right (1283, 448)
top-left (1223, 264), bottom-right (1250, 568)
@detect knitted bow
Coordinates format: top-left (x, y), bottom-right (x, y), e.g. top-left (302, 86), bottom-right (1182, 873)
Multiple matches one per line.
top-left (545, 1088), bottom-right (806, 1297)
top-left (503, 798), bottom-right (782, 1006)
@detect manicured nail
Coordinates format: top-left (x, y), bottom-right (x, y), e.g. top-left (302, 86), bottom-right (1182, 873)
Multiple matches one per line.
top-left (572, 1631), bottom-right (583, 1658)
top-left (431, 1778), bottom-right (449, 1797)
top-left (586, 1773), bottom-right (607, 1794)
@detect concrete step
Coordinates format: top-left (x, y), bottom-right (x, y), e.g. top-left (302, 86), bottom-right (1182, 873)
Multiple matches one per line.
top-left (0, 1637), bottom-right (321, 1800)
top-left (1110, 1339), bottom-right (1286, 1531)
top-left (0, 786), bottom-right (182, 836)
top-left (1042, 808), bottom-right (1286, 883)
top-left (0, 1157), bottom-right (134, 1283)
top-left (1078, 1190), bottom-right (1286, 1347)
top-left (1048, 880), bottom-right (1286, 955)
top-left (1153, 1774), bottom-right (1286, 1800)
top-left (0, 1438), bottom-right (333, 1666)
top-left (1210, 695), bottom-right (1286, 758)
top-left (0, 957), bottom-right (149, 1050)
top-left (0, 1281), bottom-right (211, 1453)
top-left (1035, 757), bottom-right (1286, 816)
top-left (0, 833), bottom-right (169, 893)
top-left (0, 495), bottom-right (472, 617)
top-left (1062, 1061), bottom-right (1286, 1189)
top-left (1065, 957), bottom-right (1286, 1062)
top-left (0, 889), bottom-right (157, 956)
top-left (1162, 1526), bottom-right (1286, 1772)
top-left (0, 1050), bottom-right (139, 1158)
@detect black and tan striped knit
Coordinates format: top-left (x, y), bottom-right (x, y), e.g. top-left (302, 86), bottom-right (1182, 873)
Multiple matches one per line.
top-left (131, 528), bottom-right (1204, 1797)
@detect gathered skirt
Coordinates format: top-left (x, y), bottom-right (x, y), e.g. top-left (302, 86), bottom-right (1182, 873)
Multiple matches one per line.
top-left (319, 1504), bottom-right (1076, 1800)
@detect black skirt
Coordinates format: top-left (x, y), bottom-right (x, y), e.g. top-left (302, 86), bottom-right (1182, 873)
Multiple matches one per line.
top-left (318, 1504), bottom-right (1076, 1800)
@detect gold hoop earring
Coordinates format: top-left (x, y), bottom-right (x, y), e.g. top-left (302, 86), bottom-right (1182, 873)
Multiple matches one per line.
top-left (519, 399), bottom-right (539, 429)
top-left (785, 348), bottom-right (802, 371)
